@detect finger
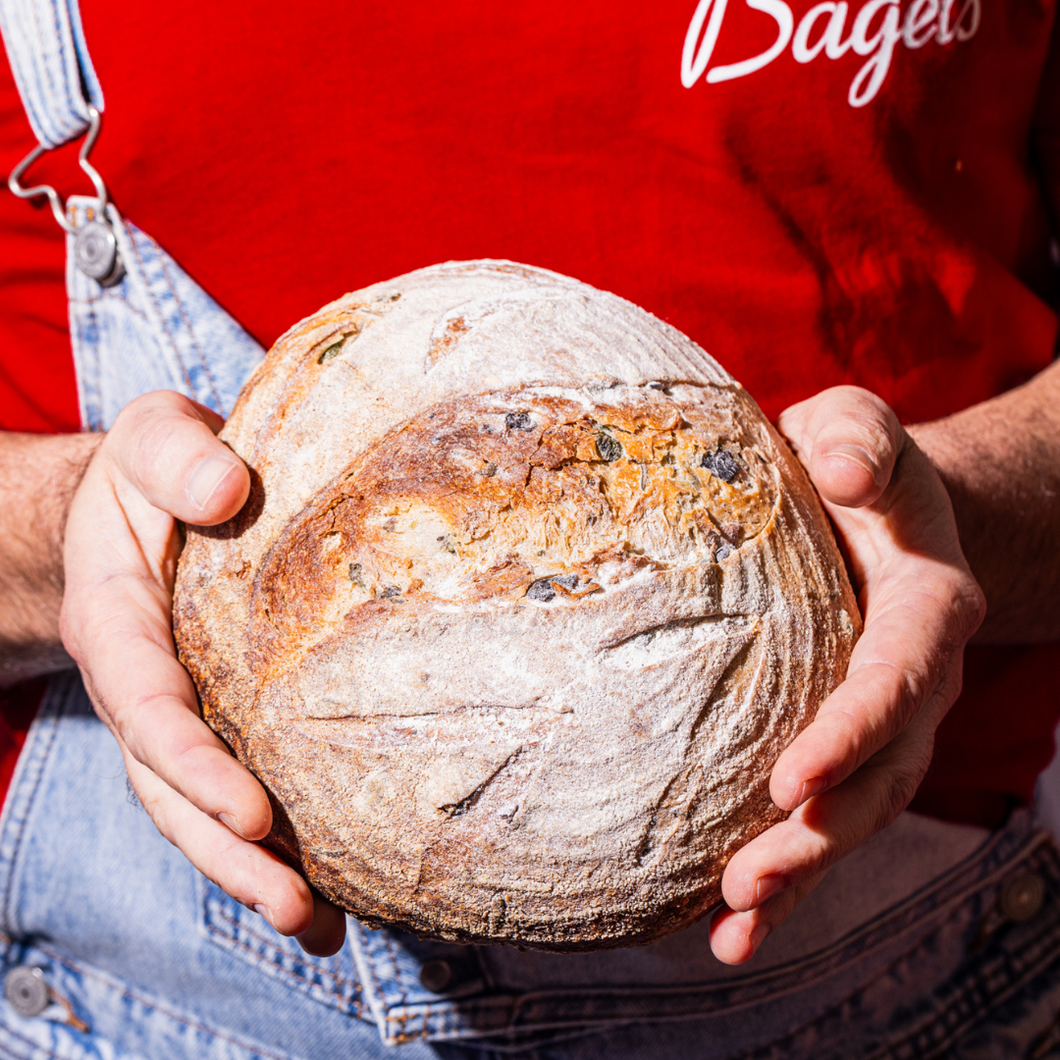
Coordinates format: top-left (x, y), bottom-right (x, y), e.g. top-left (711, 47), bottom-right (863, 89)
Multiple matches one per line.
top-left (62, 407), bottom-right (270, 841)
top-left (68, 571), bottom-right (272, 841)
top-left (297, 891), bottom-right (347, 957)
top-left (815, 444), bottom-right (979, 588)
top-left (709, 871), bottom-right (826, 965)
top-left (769, 567), bottom-right (975, 811)
top-left (778, 386), bottom-right (903, 508)
top-left (721, 698), bottom-right (941, 917)
top-left (105, 390), bottom-right (249, 525)
top-left (120, 737), bottom-right (315, 937)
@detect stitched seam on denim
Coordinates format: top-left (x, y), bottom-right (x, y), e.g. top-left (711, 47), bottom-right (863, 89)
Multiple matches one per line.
top-left (388, 994), bottom-right (532, 1035)
top-left (522, 829), bottom-right (1045, 1017)
top-left (27, 6), bottom-right (56, 144)
top-left (382, 931), bottom-right (411, 1034)
top-left (608, 830), bottom-right (1050, 1013)
top-left (726, 920), bottom-right (974, 1060)
top-left (202, 910), bottom-right (365, 1010)
top-left (359, 928), bottom-right (397, 1036)
top-left (724, 843), bottom-right (1060, 1060)
top-left (871, 936), bottom-right (1060, 1060)
top-left (66, 0), bottom-right (101, 113)
top-left (385, 995), bottom-right (518, 1044)
top-left (865, 845), bottom-right (1060, 1060)
top-left (45, 0), bottom-right (79, 127)
top-left (69, 293), bottom-right (151, 324)
top-left (381, 832), bottom-right (1052, 1040)
top-left (902, 950), bottom-right (1060, 1060)
top-left (422, 1004), bottom-right (514, 1042)
top-left (0, 1017), bottom-right (66, 1060)
top-left (413, 852), bottom-right (1024, 1026)
top-left (208, 902), bottom-right (364, 992)
top-left (327, 949), bottom-right (344, 1001)
top-left (201, 922), bottom-right (366, 1017)
top-left (72, 296), bottom-right (98, 430)
top-left (151, 235), bottom-right (224, 413)
top-left (124, 227), bottom-right (197, 397)
top-left (714, 832), bottom-right (1054, 1010)
top-left (68, 208), bottom-right (149, 330)
top-left (25, 1), bottom-right (81, 146)
top-left (33, 944), bottom-right (303, 1060)
top-left (28, 2), bottom-right (59, 142)
top-left (66, 207), bottom-right (108, 431)
top-left (3, 10), bottom-right (47, 144)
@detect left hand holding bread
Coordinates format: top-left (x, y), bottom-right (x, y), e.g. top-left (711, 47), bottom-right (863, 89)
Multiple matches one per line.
top-left (58, 389), bottom-right (346, 956)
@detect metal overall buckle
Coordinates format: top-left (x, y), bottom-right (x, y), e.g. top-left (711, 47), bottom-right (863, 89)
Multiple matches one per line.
top-left (7, 104), bottom-right (124, 287)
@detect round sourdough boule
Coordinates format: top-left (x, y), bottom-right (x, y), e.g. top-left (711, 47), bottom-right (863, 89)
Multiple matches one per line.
top-left (172, 260), bottom-right (861, 951)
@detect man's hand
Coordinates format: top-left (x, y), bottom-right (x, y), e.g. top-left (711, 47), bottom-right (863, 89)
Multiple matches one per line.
top-left (59, 391), bottom-right (346, 957)
top-left (709, 386), bottom-right (986, 965)
top-left (0, 431), bottom-right (101, 684)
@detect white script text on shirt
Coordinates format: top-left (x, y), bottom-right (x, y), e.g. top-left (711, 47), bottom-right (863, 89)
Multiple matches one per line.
top-left (681, 0), bottom-right (980, 107)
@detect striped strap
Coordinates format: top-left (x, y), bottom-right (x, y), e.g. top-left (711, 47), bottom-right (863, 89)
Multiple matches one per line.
top-left (0, 0), bottom-right (103, 148)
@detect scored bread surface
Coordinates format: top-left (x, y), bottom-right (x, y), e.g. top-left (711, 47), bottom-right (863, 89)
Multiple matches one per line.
top-left (173, 260), bottom-right (860, 951)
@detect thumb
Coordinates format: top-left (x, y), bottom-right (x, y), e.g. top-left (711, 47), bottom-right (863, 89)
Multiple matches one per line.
top-left (105, 390), bottom-right (250, 525)
top-left (777, 385), bottom-right (904, 509)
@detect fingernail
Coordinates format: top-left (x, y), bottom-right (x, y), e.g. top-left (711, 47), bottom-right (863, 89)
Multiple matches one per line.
top-left (798, 776), bottom-right (827, 806)
top-left (825, 444), bottom-right (880, 485)
top-left (187, 456), bottom-right (238, 513)
top-left (218, 811), bottom-right (243, 837)
top-left (253, 903), bottom-right (273, 925)
top-left (754, 874), bottom-right (785, 905)
top-left (748, 921), bottom-right (771, 954)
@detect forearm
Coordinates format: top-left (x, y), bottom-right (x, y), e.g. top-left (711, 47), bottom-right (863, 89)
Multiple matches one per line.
top-left (0, 431), bottom-right (103, 684)
top-left (910, 358), bottom-right (1060, 643)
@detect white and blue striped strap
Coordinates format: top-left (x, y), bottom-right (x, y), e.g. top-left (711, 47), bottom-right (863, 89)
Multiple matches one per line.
top-left (0, 0), bottom-right (103, 149)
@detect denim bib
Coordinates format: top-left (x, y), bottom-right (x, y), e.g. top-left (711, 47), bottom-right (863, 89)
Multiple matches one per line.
top-left (3, 2), bottom-right (1060, 1057)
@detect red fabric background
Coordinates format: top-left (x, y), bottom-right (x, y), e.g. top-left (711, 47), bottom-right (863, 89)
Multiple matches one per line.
top-left (0, 75), bottom-right (78, 434)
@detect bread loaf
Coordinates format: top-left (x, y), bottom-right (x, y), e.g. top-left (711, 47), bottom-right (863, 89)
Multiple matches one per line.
top-left (172, 260), bottom-right (860, 950)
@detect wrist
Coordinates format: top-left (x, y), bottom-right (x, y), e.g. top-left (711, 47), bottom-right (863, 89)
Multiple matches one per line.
top-left (908, 375), bottom-right (1060, 643)
top-left (0, 431), bottom-right (105, 684)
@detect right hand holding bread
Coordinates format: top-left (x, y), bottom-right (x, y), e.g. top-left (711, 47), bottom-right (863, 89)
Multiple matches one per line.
top-left (58, 390), bottom-right (345, 956)
top-left (710, 386), bottom-right (986, 964)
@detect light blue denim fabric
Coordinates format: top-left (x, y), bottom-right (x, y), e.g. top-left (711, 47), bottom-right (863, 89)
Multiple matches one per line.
top-left (0, 0), bottom-right (101, 147)
top-left (4, 1), bottom-right (1060, 1057)
top-left (64, 197), bottom-right (265, 427)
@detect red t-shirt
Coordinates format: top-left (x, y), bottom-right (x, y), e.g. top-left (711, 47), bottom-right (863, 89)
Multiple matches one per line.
top-left (1, 0), bottom-right (1058, 823)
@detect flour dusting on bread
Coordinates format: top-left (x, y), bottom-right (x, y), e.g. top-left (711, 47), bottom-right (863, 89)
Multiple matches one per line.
top-left (173, 261), bottom-right (860, 950)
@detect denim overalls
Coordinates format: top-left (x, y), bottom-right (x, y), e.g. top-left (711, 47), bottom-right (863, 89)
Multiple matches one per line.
top-left (3, 2), bottom-right (1060, 1057)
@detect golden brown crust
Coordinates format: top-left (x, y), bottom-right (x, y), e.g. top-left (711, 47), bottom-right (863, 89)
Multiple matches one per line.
top-left (173, 260), bottom-right (861, 951)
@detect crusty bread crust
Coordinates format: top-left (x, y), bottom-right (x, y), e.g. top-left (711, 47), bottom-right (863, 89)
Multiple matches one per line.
top-left (173, 261), bottom-right (860, 950)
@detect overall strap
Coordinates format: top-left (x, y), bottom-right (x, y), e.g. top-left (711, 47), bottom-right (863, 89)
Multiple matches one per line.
top-left (0, 0), bottom-right (103, 148)
top-left (2, 0), bottom-right (263, 427)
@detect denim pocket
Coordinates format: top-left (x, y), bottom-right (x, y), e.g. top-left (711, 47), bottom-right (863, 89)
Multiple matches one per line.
top-left (198, 877), bottom-right (367, 1022)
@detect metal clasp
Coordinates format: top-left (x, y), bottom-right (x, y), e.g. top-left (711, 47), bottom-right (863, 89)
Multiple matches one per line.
top-left (7, 104), bottom-right (124, 287)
